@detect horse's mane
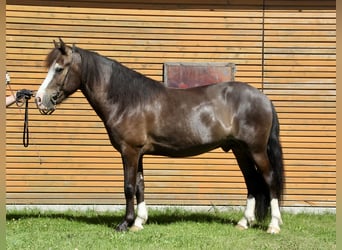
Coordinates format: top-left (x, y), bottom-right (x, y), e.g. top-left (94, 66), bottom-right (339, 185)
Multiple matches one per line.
top-left (107, 59), bottom-right (167, 110)
top-left (46, 46), bottom-right (166, 112)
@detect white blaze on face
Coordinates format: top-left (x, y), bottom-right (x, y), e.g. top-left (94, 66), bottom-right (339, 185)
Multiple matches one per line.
top-left (36, 62), bottom-right (60, 108)
top-left (37, 62), bottom-right (57, 96)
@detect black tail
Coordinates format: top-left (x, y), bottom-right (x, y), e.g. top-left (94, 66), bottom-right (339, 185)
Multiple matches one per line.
top-left (267, 102), bottom-right (285, 201)
top-left (254, 102), bottom-right (285, 221)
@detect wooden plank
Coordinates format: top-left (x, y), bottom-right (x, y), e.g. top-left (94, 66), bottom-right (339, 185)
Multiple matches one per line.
top-left (6, 180), bottom-right (335, 191)
top-left (6, 5), bottom-right (263, 17)
top-left (6, 186), bottom-right (335, 196)
top-left (6, 40), bottom-right (263, 50)
top-left (264, 0), bottom-right (335, 8)
top-left (6, 0), bottom-right (264, 10)
top-left (7, 10), bottom-right (264, 24)
top-left (4, 198), bottom-right (335, 207)
top-left (5, 193), bottom-right (336, 203)
top-left (265, 11), bottom-right (335, 18)
top-left (5, 158), bottom-right (337, 170)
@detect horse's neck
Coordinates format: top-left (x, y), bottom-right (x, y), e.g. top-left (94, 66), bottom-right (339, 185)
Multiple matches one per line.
top-left (79, 59), bottom-right (114, 119)
top-left (81, 56), bottom-right (165, 123)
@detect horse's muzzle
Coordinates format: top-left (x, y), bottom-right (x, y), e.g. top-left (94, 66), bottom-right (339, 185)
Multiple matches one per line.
top-left (35, 96), bottom-right (56, 115)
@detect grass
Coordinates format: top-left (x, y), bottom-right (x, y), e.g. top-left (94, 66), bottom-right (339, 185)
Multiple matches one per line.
top-left (6, 208), bottom-right (336, 250)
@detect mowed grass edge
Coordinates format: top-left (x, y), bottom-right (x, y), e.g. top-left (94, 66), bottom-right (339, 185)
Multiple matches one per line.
top-left (6, 208), bottom-right (336, 250)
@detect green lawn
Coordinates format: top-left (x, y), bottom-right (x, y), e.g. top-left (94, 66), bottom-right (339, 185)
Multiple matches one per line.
top-left (6, 208), bottom-right (336, 250)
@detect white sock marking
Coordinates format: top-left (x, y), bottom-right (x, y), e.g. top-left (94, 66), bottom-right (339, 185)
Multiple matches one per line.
top-left (238, 197), bottom-right (256, 229)
top-left (244, 197), bottom-right (256, 222)
top-left (270, 198), bottom-right (282, 225)
top-left (133, 201), bottom-right (148, 228)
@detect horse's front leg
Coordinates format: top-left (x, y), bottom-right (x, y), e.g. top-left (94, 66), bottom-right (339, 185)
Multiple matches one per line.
top-left (116, 148), bottom-right (140, 232)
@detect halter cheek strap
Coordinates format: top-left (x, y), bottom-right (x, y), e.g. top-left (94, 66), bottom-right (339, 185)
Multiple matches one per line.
top-left (56, 48), bottom-right (75, 101)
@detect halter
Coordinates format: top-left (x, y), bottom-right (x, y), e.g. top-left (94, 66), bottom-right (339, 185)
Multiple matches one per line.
top-left (39, 46), bottom-right (75, 115)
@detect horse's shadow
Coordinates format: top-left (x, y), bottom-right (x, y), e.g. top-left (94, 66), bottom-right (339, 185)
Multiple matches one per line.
top-left (6, 210), bottom-right (122, 228)
top-left (6, 208), bottom-right (248, 229)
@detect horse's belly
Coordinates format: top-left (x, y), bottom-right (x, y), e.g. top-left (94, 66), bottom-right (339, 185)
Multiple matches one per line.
top-left (148, 141), bottom-right (222, 158)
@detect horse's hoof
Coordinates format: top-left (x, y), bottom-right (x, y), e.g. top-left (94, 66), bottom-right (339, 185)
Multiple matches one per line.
top-left (267, 226), bottom-right (281, 234)
top-left (116, 222), bottom-right (129, 232)
top-left (247, 219), bottom-right (255, 227)
top-left (130, 225), bottom-right (144, 232)
top-left (235, 224), bottom-right (248, 230)
top-left (115, 226), bottom-right (127, 232)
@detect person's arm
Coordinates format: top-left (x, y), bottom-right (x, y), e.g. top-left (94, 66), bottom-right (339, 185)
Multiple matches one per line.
top-left (6, 89), bottom-right (34, 108)
top-left (6, 93), bottom-right (17, 107)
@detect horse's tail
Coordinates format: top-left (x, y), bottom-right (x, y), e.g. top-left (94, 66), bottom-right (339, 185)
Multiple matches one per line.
top-left (267, 102), bottom-right (285, 201)
top-left (254, 102), bottom-right (285, 221)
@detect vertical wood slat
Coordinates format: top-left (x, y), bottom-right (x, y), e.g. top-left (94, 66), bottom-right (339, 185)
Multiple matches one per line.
top-left (262, 0), bottom-right (336, 207)
top-left (6, 0), bottom-right (335, 208)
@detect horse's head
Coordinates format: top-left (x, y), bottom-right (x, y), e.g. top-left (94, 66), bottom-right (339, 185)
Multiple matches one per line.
top-left (35, 38), bottom-right (81, 114)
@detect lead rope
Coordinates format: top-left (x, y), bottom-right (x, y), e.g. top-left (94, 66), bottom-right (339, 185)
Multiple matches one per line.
top-left (7, 80), bottom-right (28, 146)
top-left (7, 80), bottom-right (32, 147)
top-left (23, 96), bottom-right (30, 147)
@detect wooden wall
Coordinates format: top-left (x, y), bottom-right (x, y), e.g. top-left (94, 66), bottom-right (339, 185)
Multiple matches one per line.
top-left (6, 0), bottom-right (336, 208)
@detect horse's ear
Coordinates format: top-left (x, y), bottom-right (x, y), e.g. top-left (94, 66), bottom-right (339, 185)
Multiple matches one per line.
top-left (52, 38), bottom-right (66, 55)
top-left (72, 43), bottom-right (76, 53)
top-left (59, 37), bottom-right (65, 47)
top-left (57, 38), bottom-right (66, 55)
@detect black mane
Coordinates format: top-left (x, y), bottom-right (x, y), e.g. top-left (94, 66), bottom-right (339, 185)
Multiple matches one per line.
top-left (75, 46), bottom-right (166, 112)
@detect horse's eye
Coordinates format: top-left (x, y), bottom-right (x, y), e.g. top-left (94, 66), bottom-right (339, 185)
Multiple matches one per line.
top-left (55, 67), bottom-right (63, 73)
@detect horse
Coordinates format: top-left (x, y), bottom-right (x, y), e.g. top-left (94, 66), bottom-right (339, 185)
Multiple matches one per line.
top-left (35, 38), bottom-right (285, 234)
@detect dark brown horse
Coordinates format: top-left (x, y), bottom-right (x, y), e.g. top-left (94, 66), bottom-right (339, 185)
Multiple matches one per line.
top-left (35, 38), bottom-right (284, 234)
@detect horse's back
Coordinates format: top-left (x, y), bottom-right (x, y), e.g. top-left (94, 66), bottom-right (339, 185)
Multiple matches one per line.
top-left (146, 81), bottom-right (272, 155)
top-left (165, 81), bottom-right (272, 119)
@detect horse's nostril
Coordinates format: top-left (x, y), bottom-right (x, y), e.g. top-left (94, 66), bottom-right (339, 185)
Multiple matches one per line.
top-left (36, 96), bottom-right (41, 104)
top-left (51, 94), bottom-right (58, 104)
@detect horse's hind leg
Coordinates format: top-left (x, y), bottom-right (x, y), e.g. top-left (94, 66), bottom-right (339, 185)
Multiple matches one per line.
top-left (130, 156), bottom-right (148, 231)
top-left (232, 146), bottom-right (259, 230)
top-left (252, 151), bottom-right (283, 234)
